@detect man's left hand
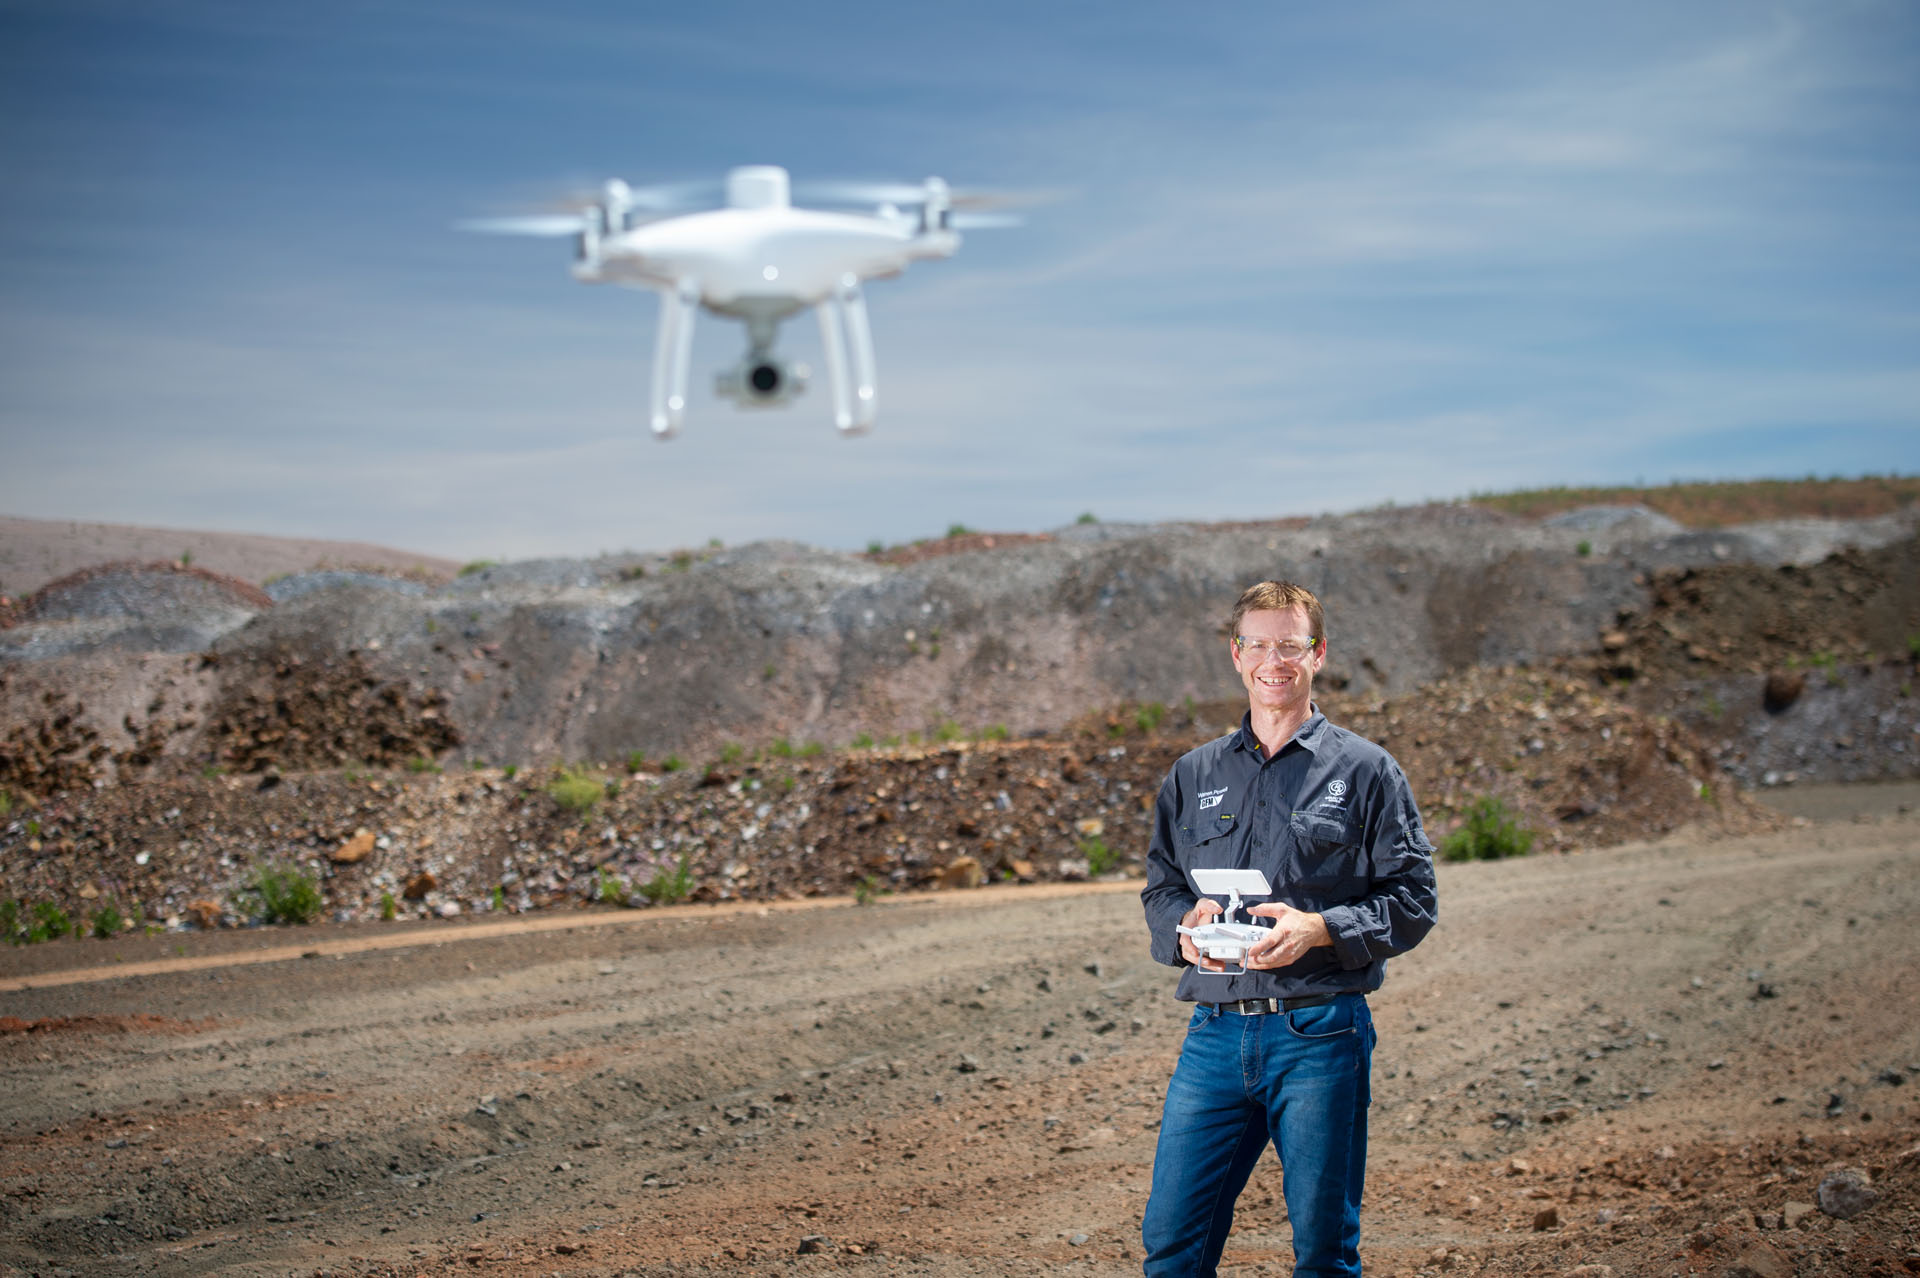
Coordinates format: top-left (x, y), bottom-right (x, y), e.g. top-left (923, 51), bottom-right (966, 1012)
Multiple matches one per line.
top-left (1244, 903), bottom-right (1332, 969)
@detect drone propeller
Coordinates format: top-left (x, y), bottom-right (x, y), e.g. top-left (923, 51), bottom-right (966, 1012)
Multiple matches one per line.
top-left (456, 214), bottom-right (590, 237)
top-left (798, 179), bottom-right (1049, 213)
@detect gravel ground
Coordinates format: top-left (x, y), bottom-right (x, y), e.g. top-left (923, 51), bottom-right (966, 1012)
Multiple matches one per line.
top-left (1, 789), bottom-right (1916, 1277)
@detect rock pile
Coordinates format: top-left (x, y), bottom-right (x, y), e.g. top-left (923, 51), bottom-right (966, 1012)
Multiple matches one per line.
top-left (0, 671), bottom-right (1770, 932)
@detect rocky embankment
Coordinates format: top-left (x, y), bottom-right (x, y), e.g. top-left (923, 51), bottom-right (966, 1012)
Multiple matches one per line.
top-left (2, 503), bottom-right (1919, 930)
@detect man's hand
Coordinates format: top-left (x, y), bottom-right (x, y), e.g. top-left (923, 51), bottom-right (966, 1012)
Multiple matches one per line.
top-left (1177, 898), bottom-right (1224, 968)
top-left (1244, 902), bottom-right (1332, 969)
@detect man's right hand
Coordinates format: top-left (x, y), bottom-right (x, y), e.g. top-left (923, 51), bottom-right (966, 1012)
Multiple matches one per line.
top-left (1178, 898), bottom-right (1223, 968)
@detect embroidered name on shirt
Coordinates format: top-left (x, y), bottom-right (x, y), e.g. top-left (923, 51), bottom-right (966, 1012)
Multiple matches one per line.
top-left (1319, 778), bottom-right (1349, 808)
top-left (1198, 787), bottom-right (1229, 811)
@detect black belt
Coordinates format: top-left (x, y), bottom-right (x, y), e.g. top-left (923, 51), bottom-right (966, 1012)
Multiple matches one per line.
top-left (1207, 994), bottom-right (1341, 1015)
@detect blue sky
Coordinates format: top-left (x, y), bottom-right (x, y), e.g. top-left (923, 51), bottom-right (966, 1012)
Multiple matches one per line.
top-left (1, 1), bottom-right (1915, 560)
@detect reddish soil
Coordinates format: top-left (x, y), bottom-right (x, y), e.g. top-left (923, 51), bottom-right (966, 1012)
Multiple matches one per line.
top-left (1, 788), bottom-right (1916, 1277)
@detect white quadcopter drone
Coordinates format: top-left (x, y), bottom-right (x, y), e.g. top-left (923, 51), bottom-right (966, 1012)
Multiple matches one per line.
top-left (1176, 868), bottom-right (1275, 976)
top-left (461, 165), bottom-right (1026, 439)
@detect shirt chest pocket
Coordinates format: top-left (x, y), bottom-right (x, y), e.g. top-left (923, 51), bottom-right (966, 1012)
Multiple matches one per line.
top-left (1285, 811), bottom-right (1367, 900)
top-left (1175, 810), bottom-right (1241, 869)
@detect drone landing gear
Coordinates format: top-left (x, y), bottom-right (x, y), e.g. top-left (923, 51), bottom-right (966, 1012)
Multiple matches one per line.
top-left (815, 274), bottom-right (876, 437)
top-left (649, 279), bottom-right (700, 439)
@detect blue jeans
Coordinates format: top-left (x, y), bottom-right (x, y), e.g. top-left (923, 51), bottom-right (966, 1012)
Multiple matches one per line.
top-left (1141, 994), bottom-right (1375, 1277)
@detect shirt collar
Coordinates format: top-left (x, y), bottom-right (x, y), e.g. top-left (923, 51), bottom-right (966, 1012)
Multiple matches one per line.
top-left (1233, 705), bottom-right (1327, 758)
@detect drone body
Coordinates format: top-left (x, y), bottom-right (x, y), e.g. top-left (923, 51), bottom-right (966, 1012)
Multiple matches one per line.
top-left (465, 166), bottom-right (1009, 439)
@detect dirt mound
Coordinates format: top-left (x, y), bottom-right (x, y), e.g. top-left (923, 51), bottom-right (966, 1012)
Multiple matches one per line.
top-left (0, 674), bottom-right (1770, 932)
top-left (21, 559), bottom-right (274, 621)
top-left (1331, 664), bottom-right (1779, 851)
top-left (205, 647), bottom-right (460, 772)
top-left (1598, 534), bottom-right (1920, 684)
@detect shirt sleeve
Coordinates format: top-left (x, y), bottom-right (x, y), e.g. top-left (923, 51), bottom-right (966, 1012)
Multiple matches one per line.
top-left (1140, 767), bottom-right (1195, 968)
top-left (1317, 759), bottom-right (1438, 969)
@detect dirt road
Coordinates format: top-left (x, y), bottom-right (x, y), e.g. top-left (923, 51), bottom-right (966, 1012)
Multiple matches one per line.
top-left (3, 791), bottom-right (1918, 1277)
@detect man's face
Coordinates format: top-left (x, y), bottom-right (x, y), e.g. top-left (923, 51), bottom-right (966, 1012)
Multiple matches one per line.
top-left (1231, 605), bottom-right (1324, 719)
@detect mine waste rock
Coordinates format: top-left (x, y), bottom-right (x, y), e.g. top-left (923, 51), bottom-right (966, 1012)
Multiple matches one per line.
top-left (3, 502), bottom-right (1919, 931)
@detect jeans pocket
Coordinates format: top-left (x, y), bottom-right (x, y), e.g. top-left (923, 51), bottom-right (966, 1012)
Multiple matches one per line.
top-left (1283, 999), bottom-right (1358, 1041)
top-left (1187, 1004), bottom-right (1219, 1031)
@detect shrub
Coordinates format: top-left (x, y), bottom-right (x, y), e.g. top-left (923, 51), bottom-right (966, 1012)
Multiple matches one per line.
top-left (1081, 837), bottom-right (1119, 877)
top-left (851, 733), bottom-right (874, 750)
top-left (1438, 797), bottom-right (1536, 863)
top-left (660, 754), bottom-right (685, 773)
top-left (380, 891), bottom-right (398, 921)
top-left (90, 901), bottom-right (126, 939)
top-left (595, 866), bottom-right (628, 906)
top-left (1135, 702), bottom-right (1167, 733)
top-left (242, 865), bottom-right (324, 924)
top-left (854, 874), bottom-right (888, 906)
top-left (946, 523), bottom-right (971, 538)
top-left (406, 755), bottom-right (440, 774)
top-left (719, 743), bottom-right (744, 765)
top-left (626, 750), bottom-right (648, 773)
top-left (457, 559), bottom-right (497, 577)
top-left (637, 854), bottom-right (695, 905)
top-left (933, 718), bottom-right (964, 743)
top-left (1576, 539), bottom-right (1592, 556)
top-left (979, 723), bottom-right (1009, 742)
top-left (547, 768), bottom-right (603, 815)
top-left (1076, 511), bottom-right (1098, 525)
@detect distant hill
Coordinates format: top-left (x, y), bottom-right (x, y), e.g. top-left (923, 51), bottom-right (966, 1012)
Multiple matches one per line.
top-left (0, 515), bottom-right (460, 597)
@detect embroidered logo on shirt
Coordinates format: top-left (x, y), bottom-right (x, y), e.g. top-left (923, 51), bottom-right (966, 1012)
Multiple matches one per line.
top-left (1198, 786), bottom-right (1229, 811)
top-left (1319, 778), bottom-right (1349, 808)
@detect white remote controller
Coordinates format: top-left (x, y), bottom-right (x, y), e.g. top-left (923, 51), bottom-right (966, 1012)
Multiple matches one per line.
top-left (1176, 867), bottom-right (1275, 976)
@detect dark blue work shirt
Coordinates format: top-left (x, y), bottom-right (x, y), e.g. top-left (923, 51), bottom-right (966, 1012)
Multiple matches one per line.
top-left (1141, 707), bottom-right (1438, 1003)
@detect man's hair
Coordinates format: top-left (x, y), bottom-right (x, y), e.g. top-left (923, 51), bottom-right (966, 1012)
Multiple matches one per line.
top-left (1229, 580), bottom-right (1325, 646)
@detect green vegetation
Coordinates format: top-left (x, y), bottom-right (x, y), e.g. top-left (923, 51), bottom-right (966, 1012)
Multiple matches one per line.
top-left (0, 788), bottom-right (12, 818)
top-left (851, 732), bottom-right (875, 750)
top-left (1438, 797), bottom-right (1537, 863)
top-left (1076, 511), bottom-right (1098, 524)
top-left (637, 853), bottom-right (695, 905)
top-left (546, 767), bottom-right (603, 815)
top-left (3, 899), bottom-right (85, 945)
top-left (458, 560), bottom-right (497, 577)
top-left (933, 718), bottom-right (965, 744)
top-left (1576, 539), bottom-right (1592, 557)
top-left (867, 540), bottom-right (885, 556)
top-left (854, 874), bottom-right (889, 906)
top-left (626, 749), bottom-right (649, 773)
top-left (1080, 837), bottom-right (1120, 877)
top-left (406, 755), bottom-right (441, 774)
top-left (380, 891), bottom-right (398, 921)
top-left (89, 901), bottom-right (126, 939)
top-left (1135, 701), bottom-right (1167, 734)
top-left (502, 764), bottom-right (519, 781)
top-left (946, 523), bottom-right (972, 538)
top-left (490, 884), bottom-right (506, 912)
top-left (719, 742), bottom-right (745, 765)
top-left (240, 864), bottom-right (325, 925)
top-left (660, 754), bottom-right (685, 773)
top-left (1809, 650), bottom-right (1844, 687)
top-left (595, 866), bottom-right (628, 906)
top-left (979, 723), bottom-right (1010, 742)
top-left (1468, 475), bottom-right (1920, 529)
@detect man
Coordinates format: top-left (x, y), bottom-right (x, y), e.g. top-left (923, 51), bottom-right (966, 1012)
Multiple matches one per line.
top-left (1139, 580), bottom-right (1437, 1277)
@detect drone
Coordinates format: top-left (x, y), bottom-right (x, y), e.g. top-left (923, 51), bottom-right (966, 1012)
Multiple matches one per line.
top-left (1175, 868), bottom-right (1275, 976)
top-left (461, 165), bottom-right (1026, 439)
